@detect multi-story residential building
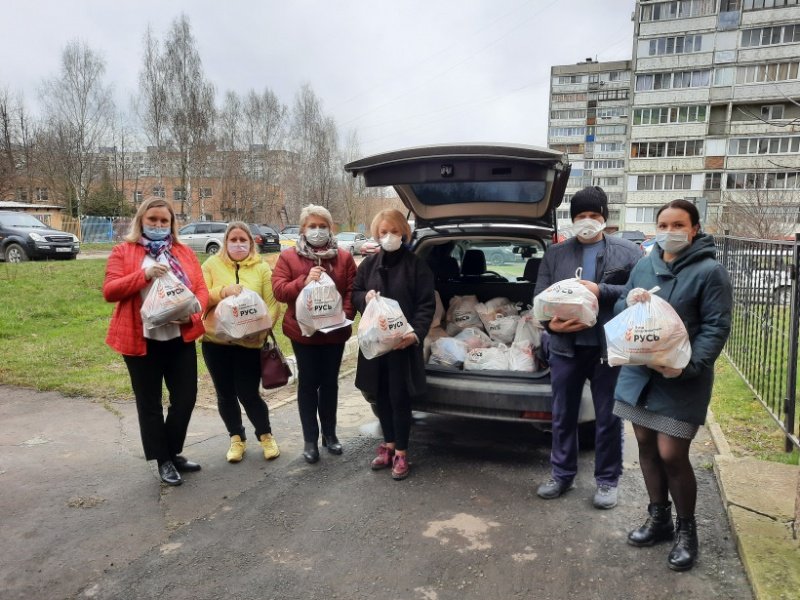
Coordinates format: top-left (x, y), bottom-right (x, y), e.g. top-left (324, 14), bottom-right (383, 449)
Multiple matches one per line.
top-left (627, 0), bottom-right (800, 237)
top-left (548, 59), bottom-right (633, 232)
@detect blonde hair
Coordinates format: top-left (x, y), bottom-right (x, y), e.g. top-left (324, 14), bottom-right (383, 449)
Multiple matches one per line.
top-left (224, 221), bottom-right (258, 260)
top-left (299, 204), bottom-right (333, 232)
top-left (125, 198), bottom-right (181, 243)
top-left (370, 209), bottom-right (411, 242)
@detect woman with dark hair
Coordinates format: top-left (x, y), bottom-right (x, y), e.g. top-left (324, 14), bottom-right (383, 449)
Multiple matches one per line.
top-left (613, 199), bottom-right (732, 571)
top-left (103, 198), bottom-right (208, 486)
top-left (353, 208), bottom-right (436, 480)
top-left (272, 204), bottom-right (357, 464)
top-left (201, 221), bottom-right (282, 463)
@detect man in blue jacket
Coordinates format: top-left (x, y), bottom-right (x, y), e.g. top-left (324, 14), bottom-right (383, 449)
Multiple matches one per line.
top-left (534, 186), bottom-right (642, 509)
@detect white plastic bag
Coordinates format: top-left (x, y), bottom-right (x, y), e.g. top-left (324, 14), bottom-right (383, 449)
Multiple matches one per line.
top-left (445, 295), bottom-right (484, 336)
top-left (428, 337), bottom-right (470, 368)
top-left (463, 345), bottom-right (509, 371)
top-left (532, 267), bottom-right (599, 327)
top-left (296, 272), bottom-right (345, 336)
top-left (454, 327), bottom-right (493, 350)
top-left (604, 291), bottom-right (691, 369)
top-left (485, 314), bottom-right (519, 344)
top-left (508, 341), bottom-right (535, 372)
top-left (514, 311), bottom-right (543, 348)
top-left (357, 293), bottom-right (414, 360)
top-left (208, 288), bottom-right (272, 342)
top-left (141, 271), bottom-right (202, 329)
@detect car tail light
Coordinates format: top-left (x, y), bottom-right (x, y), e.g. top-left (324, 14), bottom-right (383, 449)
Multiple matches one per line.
top-left (521, 411), bottom-right (552, 421)
top-left (254, 234), bottom-right (263, 244)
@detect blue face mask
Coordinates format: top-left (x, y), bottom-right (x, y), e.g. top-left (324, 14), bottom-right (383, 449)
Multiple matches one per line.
top-left (143, 226), bottom-right (171, 241)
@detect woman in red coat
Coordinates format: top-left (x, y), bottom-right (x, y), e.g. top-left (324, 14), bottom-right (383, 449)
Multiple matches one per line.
top-left (103, 198), bottom-right (208, 486)
top-left (272, 204), bottom-right (357, 463)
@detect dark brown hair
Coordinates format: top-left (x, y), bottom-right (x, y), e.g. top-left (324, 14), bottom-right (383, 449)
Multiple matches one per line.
top-left (656, 199), bottom-right (700, 227)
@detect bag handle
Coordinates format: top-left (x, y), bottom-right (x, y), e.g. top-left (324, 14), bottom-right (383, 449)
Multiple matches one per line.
top-left (263, 329), bottom-right (279, 350)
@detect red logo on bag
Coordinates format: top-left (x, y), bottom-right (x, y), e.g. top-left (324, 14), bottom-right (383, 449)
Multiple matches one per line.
top-left (233, 306), bottom-right (239, 318)
top-left (625, 327), bottom-right (633, 342)
top-left (378, 315), bottom-right (388, 331)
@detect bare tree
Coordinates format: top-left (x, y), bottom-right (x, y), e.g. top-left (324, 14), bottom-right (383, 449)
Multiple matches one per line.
top-left (134, 26), bottom-right (168, 183)
top-left (160, 14), bottom-right (215, 217)
top-left (339, 129), bottom-right (367, 229)
top-left (40, 40), bottom-right (115, 217)
top-left (716, 187), bottom-right (797, 239)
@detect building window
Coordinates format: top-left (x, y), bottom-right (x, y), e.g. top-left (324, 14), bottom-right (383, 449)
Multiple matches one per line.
top-left (648, 34), bottom-right (702, 56)
top-left (631, 140), bottom-right (703, 158)
top-left (761, 104), bottom-right (785, 120)
top-left (742, 0), bottom-right (800, 11)
top-left (587, 159), bottom-right (625, 169)
top-left (552, 93), bottom-right (588, 102)
top-left (636, 70), bottom-right (710, 91)
top-left (640, 0), bottom-right (716, 22)
top-left (152, 186), bottom-right (165, 198)
top-left (200, 187), bottom-right (213, 198)
top-left (594, 176), bottom-right (620, 187)
top-left (705, 173), bottom-right (722, 190)
top-left (549, 126), bottom-right (587, 137)
top-left (16, 188), bottom-right (28, 202)
top-left (597, 106), bottom-right (628, 119)
top-left (550, 109), bottom-right (587, 119)
top-left (729, 135), bottom-right (799, 155)
top-left (595, 125), bottom-right (627, 136)
top-left (636, 174), bottom-right (693, 191)
top-left (597, 89), bottom-right (629, 101)
top-left (736, 61), bottom-right (800, 84)
top-left (741, 24), bottom-right (800, 47)
top-left (726, 171), bottom-right (800, 189)
top-left (556, 75), bottom-right (584, 84)
top-left (626, 206), bottom-right (659, 224)
top-left (35, 187), bottom-right (48, 201)
top-left (173, 187), bottom-right (186, 201)
top-left (633, 105), bottom-right (707, 125)
top-left (597, 142), bottom-right (623, 153)
top-left (133, 190), bottom-right (143, 203)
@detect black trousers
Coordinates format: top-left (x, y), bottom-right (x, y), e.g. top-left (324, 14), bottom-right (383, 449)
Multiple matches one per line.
top-left (201, 342), bottom-right (271, 440)
top-left (291, 341), bottom-right (346, 443)
top-left (123, 337), bottom-right (198, 463)
top-left (375, 354), bottom-right (412, 451)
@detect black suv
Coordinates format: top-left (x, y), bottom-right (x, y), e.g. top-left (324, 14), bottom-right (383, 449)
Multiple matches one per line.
top-left (0, 211), bottom-right (80, 262)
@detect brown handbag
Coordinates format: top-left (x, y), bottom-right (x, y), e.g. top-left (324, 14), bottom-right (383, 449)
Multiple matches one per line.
top-left (261, 331), bottom-right (292, 389)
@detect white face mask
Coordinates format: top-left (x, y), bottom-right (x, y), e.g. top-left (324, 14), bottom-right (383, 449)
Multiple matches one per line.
top-left (572, 218), bottom-right (606, 240)
top-left (655, 231), bottom-right (691, 254)
top-left (305, 227), bottom-right (330, 247)
top-left (380, 233), bottom-right (403, 252)
top-left (227, 242), bottom-right (250, 259)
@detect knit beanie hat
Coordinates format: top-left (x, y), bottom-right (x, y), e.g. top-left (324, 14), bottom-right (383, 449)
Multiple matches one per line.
top-left (570, 186), bottom-right (609, 221)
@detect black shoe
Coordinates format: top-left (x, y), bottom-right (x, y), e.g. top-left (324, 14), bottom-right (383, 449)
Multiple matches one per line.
top-left (322, 435), bottom-right (343, 455)
top-left (158, 461), bottom-right (182, 486)
top-left (173, 455), bottom-right (202, 472)
top-left (303, 442), bottom-right (320, 464)
top-left (668, 516), bottom-right (698, 571)
top-left (628, 502), bottom-right (674, 547)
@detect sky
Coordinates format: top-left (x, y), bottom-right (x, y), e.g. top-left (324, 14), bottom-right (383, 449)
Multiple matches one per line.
top-left (0, 0), bottom-right (635, 157)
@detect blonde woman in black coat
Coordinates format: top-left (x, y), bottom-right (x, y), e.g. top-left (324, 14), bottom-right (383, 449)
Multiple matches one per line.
top-left (352, 209), bottom-right (435, 480)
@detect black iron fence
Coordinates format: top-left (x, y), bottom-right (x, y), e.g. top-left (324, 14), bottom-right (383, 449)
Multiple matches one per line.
top-left (717, 233), bottom-right (800, 452)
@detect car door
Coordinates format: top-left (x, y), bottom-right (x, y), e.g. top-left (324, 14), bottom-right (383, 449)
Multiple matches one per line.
top-left (178, 224), bottom-right (198, 250)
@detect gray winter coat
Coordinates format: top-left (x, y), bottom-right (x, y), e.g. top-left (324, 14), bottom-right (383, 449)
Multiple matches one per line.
top-left (534, 234), bottom-right (642, 358)
top-left (613, 233), bottom-right (732, 425)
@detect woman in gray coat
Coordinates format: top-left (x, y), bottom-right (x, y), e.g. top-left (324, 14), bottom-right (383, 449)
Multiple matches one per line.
top-left (353, 209), bottom-right (435, 480)
top-left (613, 199), bottom-right (732, 572)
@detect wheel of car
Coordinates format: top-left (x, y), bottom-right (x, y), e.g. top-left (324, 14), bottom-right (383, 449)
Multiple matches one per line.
top-left (774, 286), bottom-right (792, 307)
top-left (487, 251), bottom-right (506, 266)
top-left (206, 242), bottom-right (220, 255)
top-left (4, 243), bottom-right (28, 263)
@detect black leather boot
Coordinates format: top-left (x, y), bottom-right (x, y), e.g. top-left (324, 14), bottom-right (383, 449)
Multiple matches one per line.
top-left (668, 516), bottom-right (698, 571)
top-left (302, 442), bottom-right (320, 464)
top-left (627, 502), bottom-right (674, 547)
top-left (322, 434), bottom-right (343, 455)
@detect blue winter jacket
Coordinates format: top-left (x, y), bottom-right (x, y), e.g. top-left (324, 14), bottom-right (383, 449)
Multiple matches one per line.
top-left (534, 234), bottom-right (643, 358)
top-left (612, 233), bottom-right (732, 425)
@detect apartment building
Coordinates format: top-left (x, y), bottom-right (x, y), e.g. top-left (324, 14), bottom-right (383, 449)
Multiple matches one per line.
top-left (627, 0), bottom-right (800, 236)
top-left (548, 59), bottom-right (633, 232)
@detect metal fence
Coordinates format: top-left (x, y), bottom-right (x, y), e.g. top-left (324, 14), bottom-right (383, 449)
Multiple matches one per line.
top-left (717, 233), bottom-right (800, 452)
top-left (79, 216), bottom-right (190, 243)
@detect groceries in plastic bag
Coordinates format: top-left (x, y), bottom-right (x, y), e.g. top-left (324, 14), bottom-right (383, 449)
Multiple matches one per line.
top-left (454, 327), bottom-right (493, 350)
top-left (296, 272), bottom-right (346, 336)
top-left (532, 267), bottom-right (599, 327)
top-left (463, 345), bottom-right (509, 371)
top-left (445, 294), bottom-right (484, 336)
top-left (514, 311), bottom-right (543, 348)
top-left (476, 298), bottom-right (520, 344)
top-left (604, 289), bottom-right (691, 369)
top-left (508, 341), bottom-right (535, 372)
top-left (423, 325), bottom-right (448, 362)
top-left (428, 337), bottom-right (470, 368)
top-left (207, 288), bottom-right (272, 342)
top-left (141, 271), bottom-right (202, 329)
top-left (357, 293), bottom-right (415, 359)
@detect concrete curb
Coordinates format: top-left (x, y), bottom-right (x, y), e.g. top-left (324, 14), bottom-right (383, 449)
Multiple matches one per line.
top-left (706, 409), bottom-right (800, 600)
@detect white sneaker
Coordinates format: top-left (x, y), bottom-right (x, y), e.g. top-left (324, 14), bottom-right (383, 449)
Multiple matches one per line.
top-left (593, 484), bottom-right (618, 509)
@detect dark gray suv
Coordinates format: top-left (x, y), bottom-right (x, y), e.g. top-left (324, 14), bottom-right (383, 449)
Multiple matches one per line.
top-left (0, 211), bottom-right (80, 262)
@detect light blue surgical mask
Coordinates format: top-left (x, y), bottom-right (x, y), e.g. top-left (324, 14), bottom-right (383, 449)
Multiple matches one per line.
top-left (305, 227), bottom-right (330, 248)
top-left (655, 231), bottom-right (690, 254)
top-left (143, 226), bottom-right (171, 241)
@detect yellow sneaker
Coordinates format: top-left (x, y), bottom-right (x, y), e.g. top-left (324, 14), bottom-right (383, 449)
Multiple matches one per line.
top-left (259, 433), bottom-right (280, 460)
top-left (226, 435), bottom-right (246, 463)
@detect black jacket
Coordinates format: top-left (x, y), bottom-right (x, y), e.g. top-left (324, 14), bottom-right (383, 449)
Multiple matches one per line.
top-left (352, 246), bottom-right (436, 397)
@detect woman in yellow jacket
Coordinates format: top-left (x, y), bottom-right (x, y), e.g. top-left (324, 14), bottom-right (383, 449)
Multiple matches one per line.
top-left (202, 221), bottom-right (282, 463)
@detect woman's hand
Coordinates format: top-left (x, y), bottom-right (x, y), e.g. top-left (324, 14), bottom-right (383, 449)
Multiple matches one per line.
top-left (145, 263), bottom-right (168, 281)
top-left (221, 284), bottom-right (243, 299)
top-left (305, 266), bottom-right (326, 286)
top-left (548, 316), bottom-right (588, 333)
top-left (579, 280), bottom-right (600, 298)
top-left (650, 364), bottom-right (682, 379)
top-left (395, 332), bottom-right (418, 350)
top-left (626, 288), bottom-right (651, 306)
top-left (169, 316), bottom-right (192, 325)
top-left (365, 289), bottom-right (378, 304)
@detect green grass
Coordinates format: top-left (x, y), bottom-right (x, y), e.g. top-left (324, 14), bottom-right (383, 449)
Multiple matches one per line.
top-left (0, 258), bottom-right (295, 401)
top-left (81, 242), bottom-right (118, 252)
top-left (711, 356), bottom-right (799, 465)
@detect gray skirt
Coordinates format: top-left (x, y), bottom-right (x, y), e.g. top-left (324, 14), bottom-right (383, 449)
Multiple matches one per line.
top-left (613, 401), bottom-right (699, 440)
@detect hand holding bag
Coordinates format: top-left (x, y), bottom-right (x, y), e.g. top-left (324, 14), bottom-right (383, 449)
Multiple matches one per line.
top-left (260, 331), bottom-right (292, 389)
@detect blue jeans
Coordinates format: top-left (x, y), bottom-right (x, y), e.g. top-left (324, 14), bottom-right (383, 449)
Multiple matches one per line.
top-left (548, 347), bottom-right (623, 487)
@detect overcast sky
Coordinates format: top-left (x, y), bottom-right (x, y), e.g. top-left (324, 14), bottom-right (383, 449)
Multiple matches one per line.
top-left (1, 0), bottom-right (635, 156)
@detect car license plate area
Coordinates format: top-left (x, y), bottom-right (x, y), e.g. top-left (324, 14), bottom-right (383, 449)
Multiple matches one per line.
top-left (56, 247), bottom-right (72, 253)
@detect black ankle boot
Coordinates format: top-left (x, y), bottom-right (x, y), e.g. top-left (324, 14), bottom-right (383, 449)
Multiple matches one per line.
top-left (302, 442), bottom-right (320, 464)
top-left (627, 502), bottom-right (674, 547)
top-left (322, 434), bottom-right (343, 455)
top-left (668, 516), bottom-right (698, 571)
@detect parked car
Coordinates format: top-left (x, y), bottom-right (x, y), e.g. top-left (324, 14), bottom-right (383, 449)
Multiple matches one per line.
top-left (345, 143), bottom-right (598, 437)
top-left (280, 225), bottom-right (300, 240)
top-left (336, 231), bottom-right (369, 255)
top-left (723, 248), bottom-right (794, 306)
top-left (252, 224), bottom-right (281, 253)
top-left (0, 211), bottom-right (80, 262)
top-left (178, 221), bottom-right (279, 255)
top-left (612, 230), bottom-right (646, 246)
